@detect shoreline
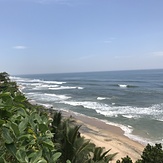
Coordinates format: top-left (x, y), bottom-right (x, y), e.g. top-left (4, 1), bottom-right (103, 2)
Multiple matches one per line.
top-left (61, 110), bottom-right (144, 162)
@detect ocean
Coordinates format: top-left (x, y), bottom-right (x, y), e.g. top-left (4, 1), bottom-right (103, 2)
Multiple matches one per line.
top-left (11, 69), bottom-right (163, 145)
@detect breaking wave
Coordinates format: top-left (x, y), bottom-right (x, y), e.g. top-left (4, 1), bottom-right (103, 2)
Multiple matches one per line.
top-left (26, 92), bottom-right (71, 102)
top-left (59, 100), bottom-right (163, 121)
top-left (117, 84), bottom-right (137, 88)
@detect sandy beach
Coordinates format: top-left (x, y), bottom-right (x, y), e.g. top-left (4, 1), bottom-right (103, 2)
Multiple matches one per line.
top-left (62, 110), bottom-right (144, 162)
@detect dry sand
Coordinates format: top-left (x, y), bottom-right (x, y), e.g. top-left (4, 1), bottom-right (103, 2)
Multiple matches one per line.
top-left (62, 110), bottom-right (144, 162)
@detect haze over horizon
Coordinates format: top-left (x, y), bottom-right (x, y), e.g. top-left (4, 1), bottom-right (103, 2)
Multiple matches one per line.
top-left (1, 0), bottom-right (163, 75)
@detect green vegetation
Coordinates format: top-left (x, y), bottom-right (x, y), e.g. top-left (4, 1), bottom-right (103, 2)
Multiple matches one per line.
top-left (116, 144), bottom-right (163, 163)
top-left (1, 72), bottom-right (163, 163)
top-left (0, 72), bottom-right (61, 163)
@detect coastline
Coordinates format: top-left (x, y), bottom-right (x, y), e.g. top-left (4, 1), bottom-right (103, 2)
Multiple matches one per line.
top-left (61, 110), bottom-right (144, 162)
top-left (12, 70), bottom-right (163, 147)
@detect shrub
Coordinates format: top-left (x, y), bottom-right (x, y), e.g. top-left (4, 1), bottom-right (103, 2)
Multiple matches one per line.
top-left (136, 143), bottom-right (163, 163)
top-left (116, 155), bottom-right (133, 163)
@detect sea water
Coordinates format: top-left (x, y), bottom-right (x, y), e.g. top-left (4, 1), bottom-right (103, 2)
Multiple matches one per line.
top-left (11, 69), bottom-right (163, 145)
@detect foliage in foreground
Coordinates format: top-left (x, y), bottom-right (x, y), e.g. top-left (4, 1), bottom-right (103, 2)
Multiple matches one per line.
top-left (116, 143), bottom-right (163, 163)
top-left (0, 73), bottom-right (61, 162)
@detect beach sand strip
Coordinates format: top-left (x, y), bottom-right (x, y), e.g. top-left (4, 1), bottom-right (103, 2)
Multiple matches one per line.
top-left (62, 110), bottom-right (144, 162)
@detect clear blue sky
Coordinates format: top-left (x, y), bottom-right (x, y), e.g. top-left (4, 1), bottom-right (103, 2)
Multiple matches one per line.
top-left (0, 0), bottom-right (163, 75)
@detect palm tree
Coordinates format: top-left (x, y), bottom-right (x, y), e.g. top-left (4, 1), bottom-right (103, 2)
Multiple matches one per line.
top-left (51, 112), bottom-right (117, 163)
top-left (87, 147), bottom-right (117, 163)
top-left (51, 112), bottom-right (95, 163)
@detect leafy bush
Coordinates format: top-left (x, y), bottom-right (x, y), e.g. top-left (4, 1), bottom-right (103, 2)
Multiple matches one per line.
top-left (0, 73), bottom-right (61, 163)
top-left (116, 156), bottom-right (133, 163)
top-left (136, 143), bottom-right (163, 163)
top-left (117, 144), bottom-right (163, 163)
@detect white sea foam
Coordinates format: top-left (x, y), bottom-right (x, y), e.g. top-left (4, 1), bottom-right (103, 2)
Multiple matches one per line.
top-left (10, 76), bottom-right (66, 85)
top-left (10, 76), bottom-right (18, 80)
top-left (10, 76), bottom-right (84, 92)
top-left (59, 100), bottom-right (163, 120)
top-left (28, 80), bottom-right (65, 85)
top-left (30, 79), bottom-right (42, 82)
top-left (97, 97), bottom-right (112, 100)
top-left (48, 85), bottom-right (60, 88)
top-left (122, 114), bottom-right (135, 119)
top-left (10, 76), bottom-right (41, 83)
top-left (32, 84), bottom-right (59, 90)
top-left (97, 119), bottom-right (152, 145)
top-left (10, 76), bottom-right (27, 82)
top-left (18, 85), bottom-right (25, 91)
top-left (44, 93), bottom-right (71, 100)
top-left (32, 86), bottom-right (48, 90)
top-left (26, 92), bottom-right (71, 102)
top-left (124, 132), bottom-right (153, 145)
top-left (97, 97), bottom-right (106, 100)
top-left (60, 101), bottom-right (106, 110)
top-left (118, 84), bottom-right (128, 88)
top-left (26, 79), bottom-right (65, 85)
top-left (157, 118), bottom-right (163, 122)
top-left (49, 86), bottom-right (83, 90)
top-left (42, 81), bottom-right (66, 84)
top-left (26, 92), bottom-right (36, 95)
top-left (31, 83), bottom-right (42, 86)
top-left (78, 87), bottom-right (84, 89)
top-left (10, 76), bottom-right (22, 80)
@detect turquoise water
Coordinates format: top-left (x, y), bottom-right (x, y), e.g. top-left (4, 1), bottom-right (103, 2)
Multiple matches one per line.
top-left (11, 69), bottom-right (163, 145)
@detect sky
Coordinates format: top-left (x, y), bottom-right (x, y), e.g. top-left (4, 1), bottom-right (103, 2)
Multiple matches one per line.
top-left (0, 0), bottom-right (163, 75)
